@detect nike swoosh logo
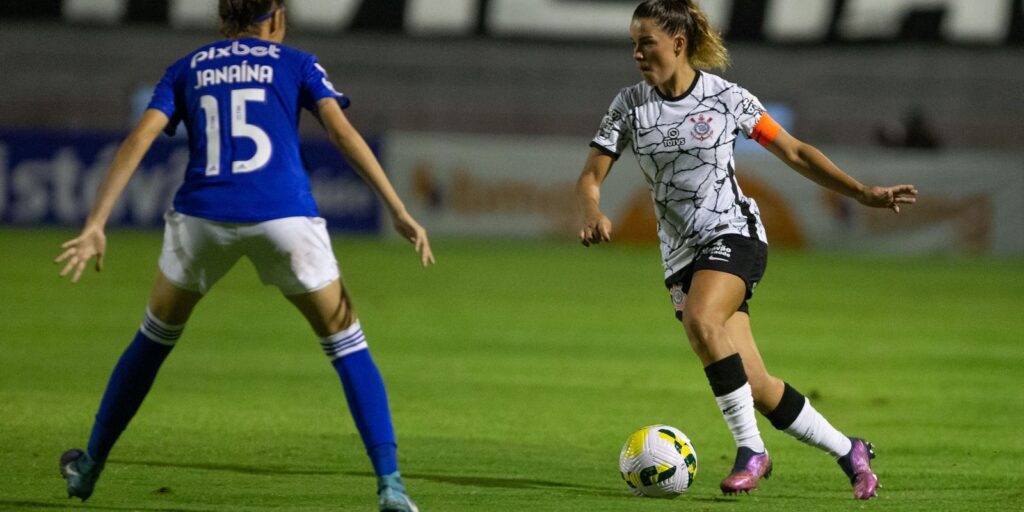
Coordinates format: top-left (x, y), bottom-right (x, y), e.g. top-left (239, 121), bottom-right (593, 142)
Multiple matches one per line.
top-left (63, 463), bottom-right (79, 477)
top-left (707, 256), bottom-right (729, 262)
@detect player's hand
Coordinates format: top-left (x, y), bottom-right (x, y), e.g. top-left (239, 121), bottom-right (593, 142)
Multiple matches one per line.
top-left (392, 211), bottom-right (435, 266)
top-left (54, 225), bottom-right (107, 283)
top-left (858, 184), bottom-right (918, 213)
top-left (579, 212), bottom-right (612, 247)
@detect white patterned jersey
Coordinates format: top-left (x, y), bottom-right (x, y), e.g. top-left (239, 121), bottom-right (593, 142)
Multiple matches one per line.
top-left (590, 71), bottom-right (781, 283)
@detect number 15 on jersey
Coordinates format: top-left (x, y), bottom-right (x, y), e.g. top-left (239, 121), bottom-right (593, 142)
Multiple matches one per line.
top-left (199, 88), bottom-right (273, 176)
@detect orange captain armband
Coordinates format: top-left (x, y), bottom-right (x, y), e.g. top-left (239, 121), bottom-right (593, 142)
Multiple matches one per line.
top-left (750, 114), bottom-right (782, 147)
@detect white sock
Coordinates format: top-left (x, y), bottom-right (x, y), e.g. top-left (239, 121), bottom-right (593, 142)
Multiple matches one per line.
top-left (140, 307), bottom-right (185, 346)
top-left (319, 321), bottom-right (368, 360)
top-left (784, 398), bottom-right (853, 458)
top-left (715, 383), bottom-right (766, 453)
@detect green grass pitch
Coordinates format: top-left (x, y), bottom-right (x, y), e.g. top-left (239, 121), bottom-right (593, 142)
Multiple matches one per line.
top-left (0, 228), bottom-right (1022, 511)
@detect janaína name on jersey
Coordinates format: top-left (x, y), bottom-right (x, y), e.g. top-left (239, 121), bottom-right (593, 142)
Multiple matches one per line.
top-left (190, 40), bottom-right (281, 69)
top-left (194, 60), bottom-right (274, 89)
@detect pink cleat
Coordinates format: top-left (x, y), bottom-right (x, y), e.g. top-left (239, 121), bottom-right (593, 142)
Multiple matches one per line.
top-left (720, 447), bottom-right (772, 495)
top-left (837, 438), bottom-right (880, 500)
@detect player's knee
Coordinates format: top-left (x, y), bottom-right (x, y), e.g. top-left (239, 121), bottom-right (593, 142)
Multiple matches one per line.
top-left (323, 294), bottom-right (357, 334)
top-left (680, 309), bottom-right (721, 346)
top-left (149, 272), bottom-right (203, 325)
top-left (317, 297), bottom-right (368, 360)
top-left (148, 300), bottom-right (196, 326)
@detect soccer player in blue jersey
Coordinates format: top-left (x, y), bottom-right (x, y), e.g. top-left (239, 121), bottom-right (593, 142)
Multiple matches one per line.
top-left (54, 2), bottom-right (428, 510)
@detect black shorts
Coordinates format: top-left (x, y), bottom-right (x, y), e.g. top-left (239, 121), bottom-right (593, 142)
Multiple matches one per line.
top-left (666, 234), bottom-right (768, 320)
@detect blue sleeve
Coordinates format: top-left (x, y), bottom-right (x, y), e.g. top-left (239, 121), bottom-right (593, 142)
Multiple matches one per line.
top-left (146, 63), bottom-right (183, 136)
top-left (299, 55), bottom-right (350, 113)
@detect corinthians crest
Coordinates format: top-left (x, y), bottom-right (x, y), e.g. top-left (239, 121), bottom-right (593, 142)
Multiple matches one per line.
top-left (689, 114), bottom-right (714, 141)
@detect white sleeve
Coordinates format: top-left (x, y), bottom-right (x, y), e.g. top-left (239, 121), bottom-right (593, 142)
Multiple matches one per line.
top-left (590, 90), bottom-right (632, 158)
top-left (733, 86), bottom-right (768, 139)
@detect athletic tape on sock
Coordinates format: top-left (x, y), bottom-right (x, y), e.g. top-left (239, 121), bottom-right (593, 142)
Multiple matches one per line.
top-left (704, 353), bottom-right (749, 396)
top-left (767, 382), bottom-right (806, 430)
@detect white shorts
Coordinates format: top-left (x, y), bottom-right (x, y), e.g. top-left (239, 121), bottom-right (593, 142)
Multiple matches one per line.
top-left (158, 210), bottom-right (340, 296)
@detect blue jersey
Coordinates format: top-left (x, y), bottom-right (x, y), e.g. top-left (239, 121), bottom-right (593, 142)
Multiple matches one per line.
top-left (147, 38), bottom-right (348, 222)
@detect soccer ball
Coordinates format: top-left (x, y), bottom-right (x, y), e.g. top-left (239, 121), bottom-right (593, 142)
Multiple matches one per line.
top-left (619, 424), bottom-right (698, 498)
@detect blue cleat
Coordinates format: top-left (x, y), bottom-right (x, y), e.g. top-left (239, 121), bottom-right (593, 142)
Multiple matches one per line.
top-left (59, 449), bottom-right (103, 501)
top-left (378, 472), bottom-right (419, 512)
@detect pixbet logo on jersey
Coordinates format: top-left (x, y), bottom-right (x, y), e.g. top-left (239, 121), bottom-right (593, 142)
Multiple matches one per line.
top-left (191, 41), bottom-right (281, 69)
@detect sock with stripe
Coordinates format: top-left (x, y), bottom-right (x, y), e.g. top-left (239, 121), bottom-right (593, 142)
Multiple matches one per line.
top-left (87, 308), bottom-right (183, 463)
top-left (705, 353), bottom-right (766, 453)
top-left (322, 321), bottom-right (398, 476)
top-left (765, 383), bottom-right (853, 458)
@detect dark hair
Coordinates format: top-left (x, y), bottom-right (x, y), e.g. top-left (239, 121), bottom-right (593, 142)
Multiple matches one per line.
top-left (218, 0), bottom-right (282, 37)
top-left (633, 0), bottom-right (729, 71)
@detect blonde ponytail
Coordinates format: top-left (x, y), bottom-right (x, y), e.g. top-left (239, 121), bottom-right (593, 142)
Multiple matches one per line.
top-left (685, 2), bottom-right (730, 71)
top-left (633, 0), bottom-right (731, 72)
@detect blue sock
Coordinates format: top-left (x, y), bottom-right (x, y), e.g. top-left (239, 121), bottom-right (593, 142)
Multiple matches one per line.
top-left (87, 310), bottom-right (183, 463)
top-left (323, 322), bottom-right (398, 476)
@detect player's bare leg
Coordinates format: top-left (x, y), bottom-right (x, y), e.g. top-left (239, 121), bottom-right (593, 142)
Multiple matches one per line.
top-left (286, 279), bottom-right (357, 337)
top-left (723, 313), bottom-right (783, 414)
top-left (681, 271), bottom-right (745, 365)
top-left (61, 272), bottom-right (201, 501)
top-left (682, 270), bottom-right (771, 495)
top-left (725, 310), bottom-right (879, 499)
top-left (147, 271), bottom-right (204, 325)
top-left (287, 280), bottom-right (418, 512)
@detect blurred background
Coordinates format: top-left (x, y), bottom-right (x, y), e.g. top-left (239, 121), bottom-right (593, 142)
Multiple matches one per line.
top-left (1, 0), bottom-right (1022, 256)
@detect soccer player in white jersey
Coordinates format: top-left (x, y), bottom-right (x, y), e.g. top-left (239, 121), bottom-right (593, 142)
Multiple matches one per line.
top-left (576, 0), bottom-right (917, 500)
top-left (54, 2), bottom-right (427, 510)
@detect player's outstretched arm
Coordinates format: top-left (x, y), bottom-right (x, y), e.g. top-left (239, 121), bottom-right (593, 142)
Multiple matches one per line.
top-left (763, 128), bottom-right (918, 213)
top-left (316, 98), bottom-right (434, 266)
top-left (55, 109), bottom-right (169, 282)
top-left (576, 148), bottom-right (615, 246)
